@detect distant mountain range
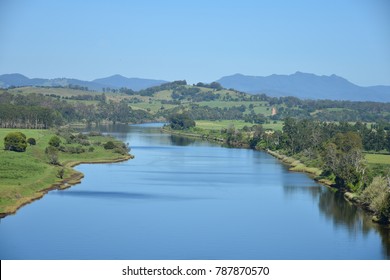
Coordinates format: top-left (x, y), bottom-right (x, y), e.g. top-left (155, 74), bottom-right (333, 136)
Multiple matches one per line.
top-left (0, 73), bottom-right (168, 91)
top-left (216, 72), bottom-right (390, 102)
top-left (1, 72), bottom-right (390, 102)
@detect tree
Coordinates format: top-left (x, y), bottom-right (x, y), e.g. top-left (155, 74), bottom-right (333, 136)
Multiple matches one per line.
top-left (27, 137), bottom-right (36, 146)
top-left (45, 146), bottom-right (59, 165)
top-left (168, 113), bottom-right (195, 130)
top-left (57, 168), bottom-right (65, 179)
top-left (4, 132), bottom-right (27, 152)
top-left (323, 132), bottom-right (366, 190)
top-left (49, 135), bottom-right (61, 147)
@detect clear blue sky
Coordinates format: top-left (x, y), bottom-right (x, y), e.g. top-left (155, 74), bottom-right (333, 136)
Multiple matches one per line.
top-left (0, 0), bottom-right (389, 85)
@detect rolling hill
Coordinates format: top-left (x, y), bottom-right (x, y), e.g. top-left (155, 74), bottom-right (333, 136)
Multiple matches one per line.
top-left (92, 75), bottom-right (167, 91)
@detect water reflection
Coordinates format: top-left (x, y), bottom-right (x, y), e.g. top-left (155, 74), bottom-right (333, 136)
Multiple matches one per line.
top-left (169, 135), bottom-right (196, 146)
top-left (54, 190), bottom-right (213, 201)
top-left (284, 184), bottom-right (390, 259)
top-left (85, 123), bottom-right (131, 141)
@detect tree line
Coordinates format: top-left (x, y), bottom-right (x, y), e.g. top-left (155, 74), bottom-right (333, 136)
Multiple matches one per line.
top-left (0, 91), bottom-right (152, 128)
top-left (0, 104), bottom-right (58, 129)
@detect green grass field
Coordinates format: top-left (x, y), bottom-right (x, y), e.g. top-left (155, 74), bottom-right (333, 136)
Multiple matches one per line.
top-left (0, 128), bottom-right (131, 216)
top-left (197, 101), bottom-right (272, 115)
top-left (365, 153), bottom-right (390, 165)
top-left (195, 120), bottom-right (249, 130)
top-left (263, 121), bottom-right (284, 131)
top-left (195, 120), bottom-right (284, 131)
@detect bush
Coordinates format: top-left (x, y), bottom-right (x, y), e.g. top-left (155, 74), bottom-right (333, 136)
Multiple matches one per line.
top-left (77, 139), bottom-right (90, 146)
top-left (76, 133), bottom-right (88, 140)
top-left (113, 142), bottom-right (131, 155)
top-left (27, 137), bottom-right (36, 146)
top-left (66, 146), bottom-right (85, 154)
top-left (104, 141), bottom-right (116, 150)
top-left (45, 146), bottom-right (59, 165)
top-left (49, 135), bottom-right (62, 147)
top-left (4, 132), bottom-right (27, 152)
top-left (57, 168), bottom-right (65, 179)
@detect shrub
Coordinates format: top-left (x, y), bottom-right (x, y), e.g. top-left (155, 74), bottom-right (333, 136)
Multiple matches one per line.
top-left (76, 133), bottom-right (88, 140)
top-left (57, 168), bottom-right (65, 179)
top-left (103, 141), bottom-right (116, 150)
top-left (27, 137), bottom-right (36, 146)
top-left (49, 135), bottom-right (62, 147)
top-left (4, 132), bottom-right (27, 152)
top-left (77, 139), bottom-right (90, 146)
top-left (113, 142), bottom-right (130, 155)
top-left (66, 146), bottom-right (85, 154)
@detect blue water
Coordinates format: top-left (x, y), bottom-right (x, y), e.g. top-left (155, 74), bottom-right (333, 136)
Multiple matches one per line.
top-left (0, 124), bottom-right (388, 259)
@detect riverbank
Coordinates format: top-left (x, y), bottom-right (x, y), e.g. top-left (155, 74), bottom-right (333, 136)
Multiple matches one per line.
top-left (0, 128), bottom-right (133, 218)
top-left (266, 150), bottom-right (335, 187)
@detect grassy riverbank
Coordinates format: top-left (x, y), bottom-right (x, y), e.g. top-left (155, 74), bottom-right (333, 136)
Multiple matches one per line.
top-left (0, 128), bottom-right (132, 217)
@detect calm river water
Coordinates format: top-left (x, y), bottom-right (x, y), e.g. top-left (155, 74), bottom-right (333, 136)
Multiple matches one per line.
top-left (0, 123), bottom-right (389, 259)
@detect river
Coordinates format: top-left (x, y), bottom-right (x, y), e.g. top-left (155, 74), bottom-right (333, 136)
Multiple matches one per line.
top-left (0, 123), bottom-right (389, 259)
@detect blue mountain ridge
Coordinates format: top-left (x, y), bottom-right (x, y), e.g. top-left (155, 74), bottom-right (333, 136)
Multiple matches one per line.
top-left (216, 72), bottom-right (390, 102)
top-left (0, 73), bottom-right (168, 91)
top-left (1, 72), bottom-right (390, 102)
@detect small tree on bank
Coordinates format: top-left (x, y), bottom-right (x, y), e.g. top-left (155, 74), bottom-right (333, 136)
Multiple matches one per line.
top-left (45, 146), bottom-right (59, 165)
top-left (49, 135), bottom-right (61, 147)
top-left (57, 168), bottom-right (65, 179)
top-left (4, 132), bottom-right (27, 152)
top-left (168, 113), bottom-right (195, 130)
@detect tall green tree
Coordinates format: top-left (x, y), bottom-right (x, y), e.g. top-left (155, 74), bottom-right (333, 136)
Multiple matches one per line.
top-left (323, 132), bottom-right (366, 190)
top-left (4, 132), bottom-right (27, 152)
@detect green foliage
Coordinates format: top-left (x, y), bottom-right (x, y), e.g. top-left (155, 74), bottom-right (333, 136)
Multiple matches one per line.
top-left (0, 104), bottom-right (58, 129)
top-left (168, 113), bottom-right (196, 130)
top-left (48, 135), bottom-right (62, 147)
top-left (104, 141), bottom-right (116, 149)
top-left (0, 128), bottom-right (132, 215)
top-left (103, 140), bottom-right (130, 154)
top-left (57, 168), bottom-right (65, 179)
top-left (4, 132), bottom-right (27, 152)
top-left (27, 137), bottom-right (36, 146)
top-left (45, 145), bottom-right (59, 165)
top-left (360, 176), bottom-right (390, 223)
top-left (322, 132), bottom-right (365, 190)
top-left (60, 145), bottom-right (85, 154)
top-left (196, 82), bottom-right (223, 90)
